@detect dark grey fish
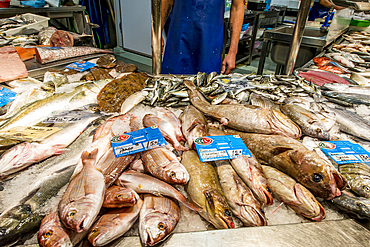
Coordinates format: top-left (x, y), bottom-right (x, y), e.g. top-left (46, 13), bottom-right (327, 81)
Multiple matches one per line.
top-left (331, 191), bottom-right (370, 219)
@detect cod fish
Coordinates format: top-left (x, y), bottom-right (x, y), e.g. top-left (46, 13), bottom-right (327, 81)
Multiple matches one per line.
top-left (38, 212), bottom-right (87, 247)
top-left (0, 165), bottom-right (76, 246)
top-left (330, 107), bottom-right (370, 142)
top-left (139, 194), bottom-right (180, 246)
top-left (180, 105), bottom-right (209, 148)
top-left (225, 129), bottom-right (347, 200)
top-left (0, 110), bottom-right (101, 180)
top-left (331, 191), bottom-right (370, 219)
top-left (88, 199), bottom-right (143, 247)
top-left (155, 107), bottom-right (185, 142)
top-left (339, 163), bottom-right (370, 198)
top-left (58, 149), bottom-right (105, 233)
top-left (215, 160), bottom-right (267, 226)
top-left (141, 147), bottom-right (189, 185)
top-left (184, 80), bottom-right (301, 139)
top-left (262, 165), bottom-right (326, 221)
top-left (181, 150), bottom-right (234, 229)
top-left (209, 127), bottom-right (273, 205)
top-left (280, 104), bottom-right (329, 140)
top-left (143, 113), bottom-right (187, 152)
top-left (120, 90), bottom-right (148, 114)
top-left (115, 170), bottom-right (200, 212)
top-left (102, 185), bottom-right (140, 208)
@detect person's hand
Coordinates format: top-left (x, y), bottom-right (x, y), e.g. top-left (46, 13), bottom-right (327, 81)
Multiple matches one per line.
top-left (221, 53), bottom-right (236, 75)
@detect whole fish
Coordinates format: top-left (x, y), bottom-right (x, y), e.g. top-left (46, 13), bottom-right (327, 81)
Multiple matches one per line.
top-left (179, 105), bottom-right (209, 149)
top-left (115, 170), bottom-right (200, 212)
top-left (88, 199), bottom-right (143, 246)
top-left (322, 83), bottom-right (370, 95)
top-left (141, 147), bottom-right (189, 185)
top-left (0, 165), bottom-right (76, 246)
top-left (184, 80), bottom-right (301, 139)
top-left (143, 113), bottom-right (187, 152)
top-left (120, 90), bottom-right (148, 114)
top-left (249, 92), bottom-right (276, 109)
top-left (0, 109), bottom-right (101, 180)
top-left (309, 102), bottom-right (337, 131)
top-left (280, 104), bottom-right (329, 140)
top-left (58, 149), bottom-right (105, 233)
top-left (103, 185), bottom-right (140, 208)
top-left (208, 127), bottom-right (273, 205)
top-left (262, 165), bottom-right (326, 220)
top-left (139, 194), bottom-right (180, 246)
top-left (329, 107), bottom-right (370, 141)
top-left (322, 91), bottom-right (370, 106)
top-left (215, 160), bottom-right (267, 226)
top-left (225, 129), bottom-right (347, 200)
top-left (339, 163), bottom-right (370, 198)
top-left (155, 107), bottom-right (185, 142)
top-left (38, 212), bottom-right (87, 247)
top-left (35, 46), bottom-right (113, 64)
top-left (331, 191), bottom-right (370, 219)
top-left (181, 150), bottom-right (234, 229)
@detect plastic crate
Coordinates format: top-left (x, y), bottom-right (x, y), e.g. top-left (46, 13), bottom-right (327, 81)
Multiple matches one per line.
top-left (3, 13), bottom-right (50, 36)
top-left (350, 18), bottom-right (370, 27)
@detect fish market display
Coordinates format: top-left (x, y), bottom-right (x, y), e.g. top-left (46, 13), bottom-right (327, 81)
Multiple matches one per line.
top-left (139, 194), bottom-right (180, 246)
top-left (262, 165), bottom-right (326, 220)
top-left (225, 129), bottom-right (347, 200)
top-left (215, 160), bottom-right (267, 226)
top-left (338, 163), bottom-right (370, 198)
top-left (102, 185), bottom-right (139, 208)
top-left (88, 199), bottom-right (143, 246)
top-left (0, 46), bottom-right (28, 82)
top-left (184, 80), bottom-right (301, 139)
top-left (181, 150), bottom-right (234, 229)
top-left (58, 149), bottom-right (105, 233)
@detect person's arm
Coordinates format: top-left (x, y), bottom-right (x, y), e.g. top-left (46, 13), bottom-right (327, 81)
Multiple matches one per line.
top-left (221, 0), bottom-right (244, 74)
top-left (319, 0), bottom-right (345, 10)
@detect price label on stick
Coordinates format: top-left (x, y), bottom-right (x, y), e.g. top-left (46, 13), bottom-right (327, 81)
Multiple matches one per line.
top-left (42, 110), bottom-right (93, 123)
top-left (194, 135), bottom-right (252, 162)
top-left (111, 126), bottom-right (167, 158)
top-left (319, 140), bottom-right (370, 165)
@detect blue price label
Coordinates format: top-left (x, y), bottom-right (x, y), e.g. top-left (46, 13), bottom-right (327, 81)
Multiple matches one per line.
top-left (111, 126), bottom-right (167, 158)
top-left (65, 61), bottom-right (96, 72)
top-left (319, 141), bottom-right (370, 165)
top-left (0, 87), bottom-right (17, 107)
top-left (194, 135), bottom-right (252, 162)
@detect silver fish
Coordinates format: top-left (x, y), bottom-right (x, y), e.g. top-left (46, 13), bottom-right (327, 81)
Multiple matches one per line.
top-left (120, 90), bottom-right (149, 114)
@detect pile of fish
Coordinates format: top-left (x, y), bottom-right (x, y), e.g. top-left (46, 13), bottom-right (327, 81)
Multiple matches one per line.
top-left (0, 15), bottom-right (36, 32)
top-left (3, 58), bottom-right (370, 245)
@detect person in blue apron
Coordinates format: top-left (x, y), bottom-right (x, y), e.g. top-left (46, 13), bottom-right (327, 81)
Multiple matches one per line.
top-left (308, 0), bottom-right (345, 22)
top-left (161, 0), bottom-right (244, 75)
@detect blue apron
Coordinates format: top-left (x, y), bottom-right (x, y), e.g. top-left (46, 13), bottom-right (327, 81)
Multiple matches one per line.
top-left (162, 0), bottom-right (225, 74)
top-left (308, 2), bottom-right (330, 21)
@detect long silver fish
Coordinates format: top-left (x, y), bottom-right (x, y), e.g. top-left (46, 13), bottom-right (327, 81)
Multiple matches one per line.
top-left (184, 80), bottom-right (301, 139)
top-left (87, 199), bottom-right (143, 246)
top-left (58, 149), bottom-right (105, 233)
top-left (139, 194), bottom-right (180, 246)
top-left (280, 104), bottom-right (329, 140)
top-left (262, 165), bottom-right (326, 221)
top-left (115, 171), bottom-right (200, 212)
top-left (215, 160), bottom-right (267, 227)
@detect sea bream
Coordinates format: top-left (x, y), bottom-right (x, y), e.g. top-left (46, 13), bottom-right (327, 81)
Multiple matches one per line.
top-left (139, 194), bottom-right (180, 246)
top-left (225, 129), bottom-right (347, 200)
top-left (181, 150), bottom-right (234, 229)
top-left (262, 165), bottom-right (326, 221)
top-left (58, 149), bottom-right (105, 233)
top-left (155, 106), bottom-right (185, 142)
top-left (102, 185), bottom-right (140, 208)
top-left (184, 80), bottom-right (301, 139)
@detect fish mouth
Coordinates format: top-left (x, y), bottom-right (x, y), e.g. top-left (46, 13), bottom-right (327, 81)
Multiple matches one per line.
top-left (215, 214), bottom-right (234, 229)
top-left (310, 203), bottom-right (326, 221)
top-left (240, 206), bottom-right (267, 227)
top-left (261, 187), bottom-right (274, 206)
top-left (294, 183), bottom-right (326, 220)
top-left (325, 168), bottom-right (347, 200)
top-left (145, 229), bottom-right (155, 246)
top-left (75, 216), bottom-right (87, 233)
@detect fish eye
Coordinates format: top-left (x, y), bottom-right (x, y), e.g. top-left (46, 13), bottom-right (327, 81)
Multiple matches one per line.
top-left (266, 187), bottom-right (271, 193)
top-left (157, 222), bottom-right (166, 230)
top-left (91, 228), bottom-right (98, 233)
top-left (43, 230), bottom-right (53, 238)
top-left (170, 172), bottom-right (176, 178)
top-left (224, 209), bottom-right (231, 217)
top-left (312, 173), bottom-right (323, 183)
top-left (363, 186), bottom-right (370, 192)
top-left (316, 128), bottom-right (322, 134)
top-left (0, 228), bottom-right (6, 235)
top-left (117, 194), bottom-right (123, 198)
top-left (68, 210), bottom-right (77, 217)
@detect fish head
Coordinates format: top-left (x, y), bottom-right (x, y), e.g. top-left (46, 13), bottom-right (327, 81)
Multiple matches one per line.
top-left (304, 121), bottom-right (330, 140)
top-left (104, 186), bottom-right (139, 208)
top-left (140, 214), bottom-right (176, 246)
top-left (290, 149), bottom-right (347, 200)
top-left (59, 201), bottom-right (93, 233)
top-left (164, 162), bottom-right (190, 185)
top-left (142, 113), bottom-right (158, 128)
top-left (38, 213), bottom-right (73, 247)
top-left (240, 205), bottom-right (267, 227)
top-left (203, 189), bottom-right (234, 229)
top-left (351, 179), bottom-right (370, 198)
top-left (87, 224), bottom-right (113, 247)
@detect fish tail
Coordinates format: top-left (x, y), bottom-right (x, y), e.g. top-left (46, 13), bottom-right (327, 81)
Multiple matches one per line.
top-left (184, 80), bottom-right (196, 90)
top-left (81, 148), bottom-right (99, 166)
top-left (51, 144), bottom-right (68, 155)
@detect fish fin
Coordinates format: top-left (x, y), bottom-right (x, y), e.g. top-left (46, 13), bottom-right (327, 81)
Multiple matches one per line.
top-left (81, 148), bottom-right (99, 166)
top-left (51, 144), bottom-right (68, 155)
top-left (184, 80), bottom-right (197, 90)
top-left (271, 201), bottom-right (285, 214)
top-left (271, 147), bottom-right (294, 156)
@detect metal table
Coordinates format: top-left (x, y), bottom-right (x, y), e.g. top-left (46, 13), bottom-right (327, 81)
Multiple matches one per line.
top-left (0, 6), bottom-right (86, 34)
